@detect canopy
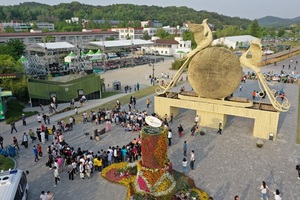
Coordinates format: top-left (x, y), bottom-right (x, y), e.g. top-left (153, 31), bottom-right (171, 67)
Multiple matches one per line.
top-left (19, 56), bottom-right (28, 62)
top-left (87, 50), bottom-right (94, 55)
top-left (95, 49), bottom-right (102, 54)
top-left (68, 51), bottom-right (76, 57)
top-left (89, 39), bottom-right (153, 48)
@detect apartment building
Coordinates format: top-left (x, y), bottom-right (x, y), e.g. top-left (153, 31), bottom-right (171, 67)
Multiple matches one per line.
top-left (109, 27), bottom-right (144, 40)
top-left (0, 21), bottom-right (55, 32)
top-left (0, 31), bottom-right (119, 46)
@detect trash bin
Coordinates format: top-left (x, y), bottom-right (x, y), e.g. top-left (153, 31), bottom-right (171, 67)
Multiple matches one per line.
top-left (113, 81), bottom-right (121, 91)
top-left (269, 133), bottom-right (274, 141)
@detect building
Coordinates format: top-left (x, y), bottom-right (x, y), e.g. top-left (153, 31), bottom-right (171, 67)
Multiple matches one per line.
top-left (0, 31), bottom-right (119, 47)
top-left (141, 37), bottom-right (191, 56)
top-left (0, 22), bottom-right (31, 32)
top-left (0, 21), bottom-right (54, 32)
top-left (162, 26), bottom-right (189, 36)
top-left (109, 27), bottom-right (144, 40)
top-left (141, 20), bottom-right (163, 28)
top-left (30, 22), bottom-right (55, 31)
top-left (27, 73), bottom-right (104, 106)
top-left (212, 35), bottom-right (258, 49)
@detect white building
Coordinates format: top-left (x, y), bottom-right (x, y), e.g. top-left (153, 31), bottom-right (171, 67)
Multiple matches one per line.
top-left (31, 22), bottom-right (55, 31)
top-left (162, 26), bottom-right (189, 37)
top-left (141, 37), bottom-right (191, 56)
top-left (143, 28), bottom-right (157, 37)
top-left (109, 27), bottom-right (144, 40)
top-left (0, 22), bottom-right (31, 32)
top-left (212, 35), bottom-right (258, 49)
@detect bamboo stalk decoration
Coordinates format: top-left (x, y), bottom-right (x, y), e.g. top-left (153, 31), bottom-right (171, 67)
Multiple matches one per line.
top-left (240, 39), bottom-right (290, 112)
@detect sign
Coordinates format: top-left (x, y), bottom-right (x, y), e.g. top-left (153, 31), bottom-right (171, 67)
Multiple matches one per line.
top-left (145, 116), bottom-right (162, 128)
top-left (0, 73), bottom-right (22, 79)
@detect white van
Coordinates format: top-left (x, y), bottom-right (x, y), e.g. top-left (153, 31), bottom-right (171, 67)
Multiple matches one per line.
top-left (0, 169), bottom-right (29, 200)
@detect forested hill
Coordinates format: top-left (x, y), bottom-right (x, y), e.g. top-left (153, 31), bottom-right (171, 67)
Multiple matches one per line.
top-left (258, 16), bottom-right (300, 27)
top-left (0, 1), bottom-right (251, 29)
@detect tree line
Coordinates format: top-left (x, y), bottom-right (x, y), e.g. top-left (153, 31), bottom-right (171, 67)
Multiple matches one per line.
top-left (0, 2), bottom-right (251, 30)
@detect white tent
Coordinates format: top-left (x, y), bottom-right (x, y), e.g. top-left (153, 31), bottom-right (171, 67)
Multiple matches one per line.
top-left (64, 51), bottom-right (77, 63)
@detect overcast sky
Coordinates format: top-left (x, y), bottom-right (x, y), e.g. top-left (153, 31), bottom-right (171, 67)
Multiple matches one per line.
top-left (1, 0), bottom-right (299, 20)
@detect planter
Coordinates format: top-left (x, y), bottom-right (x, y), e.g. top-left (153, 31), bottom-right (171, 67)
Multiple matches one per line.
top-left (199, 129), bottom-right (206, 135)
top-left (256, 140), bottom-right (264, 148)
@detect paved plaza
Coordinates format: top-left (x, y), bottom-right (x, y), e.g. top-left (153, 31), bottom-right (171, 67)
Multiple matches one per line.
top-left (0, 55), bottom-right (300, 200)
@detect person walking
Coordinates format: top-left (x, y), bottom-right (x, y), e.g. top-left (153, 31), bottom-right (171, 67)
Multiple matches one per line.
top-left (33, 145), bottom-right (39, 162)
top-left (13, 136), bottom-right (20, 150)
top-left (217, 121), bottom-right (222, 135)
top-left (170, 113), bottom-right (173, 123)
top-left (67, 163), bottom-right (74, 180)
top-left (182, 158), bottom-right (188, 174)
top-left (190, 150), bottom-right (195, 170)
top-left (10, 121), bottom-right (18, 134)
top-left (146, 99), bottom-right (151, 108)
top-left (22, 133), bottom-right (29, 148)
top-left (183, 141), bottom-right (187, 156)
top-left (22, 114), bottom-right (26, 126)
top-left (0, 134), bottom-right (4, 149)
top-left (178, 124), bottom-right (184, 137)
top-left (273, 189), bottom-right (282, 200)
top-left (41, 130), bottom-right (45, 144)
top-left (46, 191), bottom-right (54, 200)
top-left (260, 181), bottom-right (270, 200)
top-left (53, 166), bottom-right (61, 187)
top-left (296, 164), bottom-right (300, 179)
top-left (194, 115), bottom-right (199, 125)
top-left (37, 144), bottom-right (43, 158)
top-left (39, 191), bottom-right (47, 200)
top-left (168, 129), bottom-right (172, 146)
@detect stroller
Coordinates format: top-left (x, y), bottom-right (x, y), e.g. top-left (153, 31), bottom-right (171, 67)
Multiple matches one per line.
top-left (7, 145), bottom-right (16, 157)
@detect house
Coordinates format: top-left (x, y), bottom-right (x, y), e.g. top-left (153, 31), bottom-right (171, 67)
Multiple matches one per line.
top-left (212, 35), bottom-right (258, 49)
top-left (141, 37), bottom-right (191, 56)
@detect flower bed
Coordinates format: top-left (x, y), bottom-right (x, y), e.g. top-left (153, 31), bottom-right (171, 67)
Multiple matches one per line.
top-left (101, 162), bottom-right (210, 200)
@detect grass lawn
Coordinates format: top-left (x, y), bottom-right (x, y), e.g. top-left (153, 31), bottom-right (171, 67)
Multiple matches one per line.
top-left (5, 100), bottom-right (38, 124)
top-left (297, 86), bottom-right (300, 144)
top-left (0, 155), bottom-right (15, 171)
top-left (102, 91), bottom-right (121, 98)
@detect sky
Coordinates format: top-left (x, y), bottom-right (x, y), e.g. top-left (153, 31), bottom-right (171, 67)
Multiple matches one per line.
top-left (1, 0), bottom-right (299, 20)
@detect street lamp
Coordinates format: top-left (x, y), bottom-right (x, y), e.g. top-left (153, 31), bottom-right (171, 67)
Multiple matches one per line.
top-left (152, 60), bottom-right (155, 85)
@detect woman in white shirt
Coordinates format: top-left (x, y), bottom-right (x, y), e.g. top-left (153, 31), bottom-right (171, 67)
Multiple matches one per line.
top-left (182, 158), bottom-right (188, 174)
top-left (260, 181), bottom-right (270, 200)
top-left (273, 189), bottom-right (282, 200)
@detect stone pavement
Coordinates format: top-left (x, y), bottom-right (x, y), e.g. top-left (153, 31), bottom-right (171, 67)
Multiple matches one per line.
top-left (0, 55), bottom-right (300, 200)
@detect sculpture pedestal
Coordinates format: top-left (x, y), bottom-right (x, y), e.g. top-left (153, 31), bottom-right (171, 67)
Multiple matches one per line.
top-left (154, 95), bottom-right (280, 140)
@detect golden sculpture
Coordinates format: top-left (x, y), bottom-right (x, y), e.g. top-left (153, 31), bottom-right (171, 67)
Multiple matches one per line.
top-left (156, 19), bottom-right (290, 112)
top-left (240, 39), bottom-right (290, 112)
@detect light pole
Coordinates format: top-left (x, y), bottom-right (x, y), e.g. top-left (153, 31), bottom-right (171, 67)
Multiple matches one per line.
top-left (152, 61), bottom-right (155, 85)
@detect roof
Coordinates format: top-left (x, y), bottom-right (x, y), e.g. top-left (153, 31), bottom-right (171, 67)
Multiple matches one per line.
top-left (217, 35), bottom-right (258, 43)
top-left (0, 31), bottom-right (118, 38)
top-left (0, 91), bottom-right (12, 97)
top-left (154, 39), bottom-right (179, 45)
top-left (36, 42), bottom-right (75, 50)
top-left (89, 39), bottom-right (153, 48)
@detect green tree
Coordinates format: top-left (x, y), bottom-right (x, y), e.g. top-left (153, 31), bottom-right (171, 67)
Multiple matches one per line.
top-left (277, 29), bottom-right (285, 37)
top-left (5, 26), bottom-right (15, 33)
top-left (5, 39), bottom-right (25, 60)
top-left (247, 19), bottom-right (262, 37)
top-left (142, 31), bottom-right (151, 40)
top-left (182, 30), bottom-right (196, 49)
top-left (155, 29), bottom-right (170, 39)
